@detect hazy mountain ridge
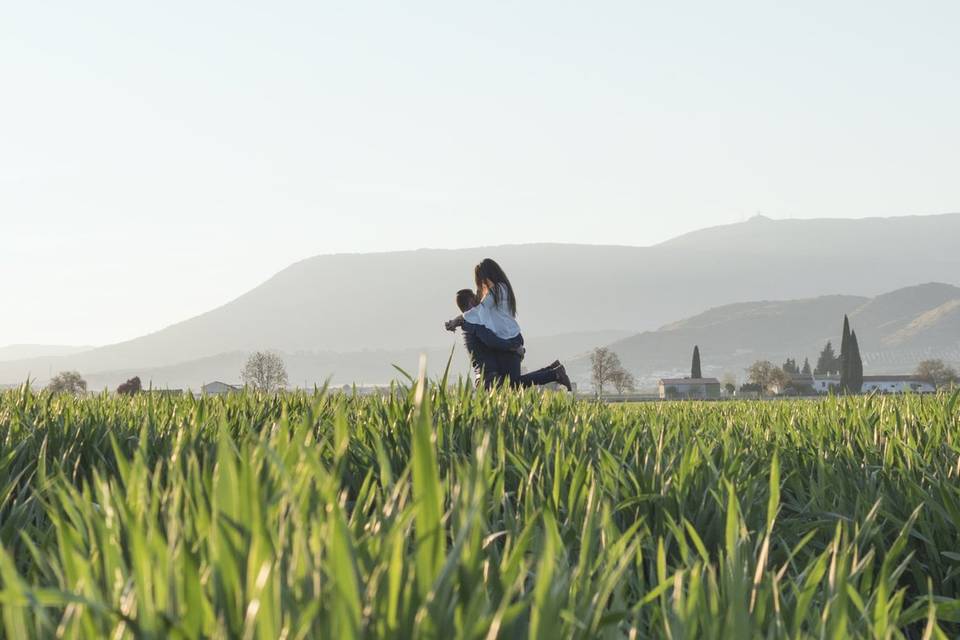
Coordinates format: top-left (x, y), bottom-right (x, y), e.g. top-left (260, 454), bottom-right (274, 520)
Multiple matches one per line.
top-left (571, 282), bottom-right (960, 387)
top-left (0, 345), bottom-right (92, 362)
top-left (0, 213), bottom-right (958, 387)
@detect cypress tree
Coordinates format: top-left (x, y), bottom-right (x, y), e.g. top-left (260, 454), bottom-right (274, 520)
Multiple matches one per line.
top-left (802, 357), bottom-right (811, 376)
top-left (839, 315), bottom-right (852, 391)
top-left (691, 345), bottom-right (702, 379)
top-left (848, 331), bottom-right (863, 393)
top-left (815, 341), bottom-right (837, 375)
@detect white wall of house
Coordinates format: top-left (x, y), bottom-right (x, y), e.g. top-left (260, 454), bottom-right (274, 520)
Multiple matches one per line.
top-left (862, 379), bottom-right (935, 394)
top-left (809, 376), bottom-right (935, 394)
top-left (810, 377), bottom-right (841, 393)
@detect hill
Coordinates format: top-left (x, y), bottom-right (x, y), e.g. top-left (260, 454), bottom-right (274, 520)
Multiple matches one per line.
top-left (0, 345), bottom-right (92, 362)
top-left (1, 213), bottom-right (958, 386)
top-left (570, 282), bottom-right (960, 387)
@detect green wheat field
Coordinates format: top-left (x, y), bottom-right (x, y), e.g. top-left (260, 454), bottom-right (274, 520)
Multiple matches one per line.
top-left (1, 372), bottom-right (959, 638)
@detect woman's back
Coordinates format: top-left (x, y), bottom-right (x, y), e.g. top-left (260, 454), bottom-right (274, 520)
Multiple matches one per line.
top-left (463, 283), bottom-right (521, 339)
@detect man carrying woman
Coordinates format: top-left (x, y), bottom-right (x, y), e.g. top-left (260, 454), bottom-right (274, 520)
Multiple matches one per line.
top-left (445, 258), bottom-right (571, 391)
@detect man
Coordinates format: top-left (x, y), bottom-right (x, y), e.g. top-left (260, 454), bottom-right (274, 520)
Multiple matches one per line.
top-left (449, 289), bottom-right (572, 391)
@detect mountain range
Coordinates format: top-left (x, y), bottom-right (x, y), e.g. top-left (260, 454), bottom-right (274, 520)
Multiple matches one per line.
top-left (1, 213), bottom-right (958, 389)
top-left (0, 345), bottom-right (91, 362)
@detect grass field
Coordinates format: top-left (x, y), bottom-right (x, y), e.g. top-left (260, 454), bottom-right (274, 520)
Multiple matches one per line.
top-left (1, 370), bottom-right (959, 638)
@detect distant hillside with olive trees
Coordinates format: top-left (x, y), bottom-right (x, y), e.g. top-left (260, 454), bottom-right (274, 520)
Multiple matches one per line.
top-left (568, 282), bottom-right (960, 387)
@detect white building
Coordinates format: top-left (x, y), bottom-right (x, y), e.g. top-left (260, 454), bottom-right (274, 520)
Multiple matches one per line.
top-left (809, 375), bottom-right (841, 394)
top-left (808, 374), bottom-right (935, 394)
top-left (861, 375), bottom-right (935, 394)
top-left (658, 378), bottom-right (721, 399)
top-left (201, 381), bottom-right (242, 395)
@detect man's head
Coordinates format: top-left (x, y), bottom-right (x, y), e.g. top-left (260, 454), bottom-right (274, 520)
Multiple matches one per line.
top-left (456, 288), bottom-right (478, 312)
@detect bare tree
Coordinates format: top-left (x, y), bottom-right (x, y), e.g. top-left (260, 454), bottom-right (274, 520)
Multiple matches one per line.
top-left (915, 359), bottom-right (958, 388)
top-left (611, 368), bottom-right (637, 394)
top-left (746, 360), bottom-right (791, 395)
top-left (242, 351), bottom-right (289, 392)
top-left (769, 368), bottom-right (792, 395)
top-left (747, 360), bottom-right (774, 389)
top-left (590, 347), bottom-right (617, 396)
top-left (48, 371), bottom-right (87, 395)
top-left (590, 347), bottom-right (632, 396)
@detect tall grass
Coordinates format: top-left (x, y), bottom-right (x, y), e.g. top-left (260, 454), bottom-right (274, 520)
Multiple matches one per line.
top-left (1, 375), bottom-right (959, 638)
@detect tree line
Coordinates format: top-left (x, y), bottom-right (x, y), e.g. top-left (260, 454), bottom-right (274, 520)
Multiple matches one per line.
top-left (590, 314), bottom-right (957, 398)
top-left (41, 351), bottom-right (290, 396)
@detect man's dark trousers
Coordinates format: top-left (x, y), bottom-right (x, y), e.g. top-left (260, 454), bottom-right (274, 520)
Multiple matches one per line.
top-left (462, 322), bottom-right (557, 388)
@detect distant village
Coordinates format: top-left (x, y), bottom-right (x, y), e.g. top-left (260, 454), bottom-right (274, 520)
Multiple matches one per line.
top-left (590, 314), bottom-right (955, 401)
top-left (654, 372), bottom-right (936, 400)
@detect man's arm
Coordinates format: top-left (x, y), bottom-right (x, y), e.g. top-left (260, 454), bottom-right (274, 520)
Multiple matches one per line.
top-left (444, 315), bottom-right (464, 332)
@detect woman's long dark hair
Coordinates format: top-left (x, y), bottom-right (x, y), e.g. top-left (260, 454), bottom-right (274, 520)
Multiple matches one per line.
top-left (475, 258), bottom-right (517, 317)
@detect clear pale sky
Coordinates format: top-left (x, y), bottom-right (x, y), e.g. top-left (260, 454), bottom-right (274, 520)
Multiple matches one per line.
top-left (2, 1), bottom-right (959, 346)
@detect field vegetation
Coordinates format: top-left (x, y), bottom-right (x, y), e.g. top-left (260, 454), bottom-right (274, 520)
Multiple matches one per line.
top-left (1, 370), bottom-right (959, 638)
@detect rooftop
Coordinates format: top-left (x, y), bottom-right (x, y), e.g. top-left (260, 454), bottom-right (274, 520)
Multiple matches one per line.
top-left (862, 375), bottom-right (929, 382)
top-left (202, 381), bottom-right (242, 389)
top-left (659, 378), bottom-right (721, 385)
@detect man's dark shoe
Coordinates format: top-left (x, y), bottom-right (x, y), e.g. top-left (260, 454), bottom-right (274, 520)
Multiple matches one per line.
top-left (555, 365), bottom-right (572, 392)
top-left (548, 360), bottom-right (561, 369)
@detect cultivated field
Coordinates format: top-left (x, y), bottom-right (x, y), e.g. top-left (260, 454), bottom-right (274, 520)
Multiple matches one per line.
top-left (1, 377), bottom-right (959, 638)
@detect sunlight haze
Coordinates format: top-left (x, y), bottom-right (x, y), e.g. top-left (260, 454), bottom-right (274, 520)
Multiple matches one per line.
top-left (2, 0), bottom-right (959, 346)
